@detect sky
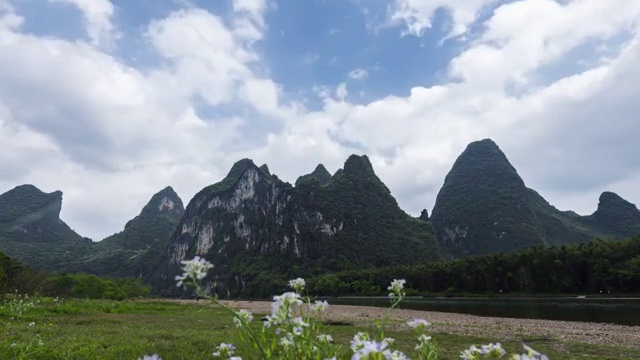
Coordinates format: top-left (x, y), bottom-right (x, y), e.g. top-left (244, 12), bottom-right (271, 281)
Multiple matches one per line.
top-left (0, 0), bottom-right (639, 241)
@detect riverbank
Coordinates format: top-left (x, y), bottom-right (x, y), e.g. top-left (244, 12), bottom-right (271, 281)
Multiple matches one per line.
top-left (217, 300), bottom-right (640, 351)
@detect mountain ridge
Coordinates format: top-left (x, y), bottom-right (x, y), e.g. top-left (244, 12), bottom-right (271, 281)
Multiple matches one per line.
top-left (1, 140), bottom-right (639, 293)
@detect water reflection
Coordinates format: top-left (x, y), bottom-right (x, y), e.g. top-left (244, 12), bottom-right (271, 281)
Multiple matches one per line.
top-left (322, 297), bottom-right (640, 326)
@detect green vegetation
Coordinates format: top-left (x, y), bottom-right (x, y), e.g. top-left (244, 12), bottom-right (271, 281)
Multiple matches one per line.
top-left (65, 187), bottom-right (184, 279)
top-left (0, 185), bottom-right (93, 272)
top-left (154, 156), bottom-right (440, 298)
top-left (0, 185), bottom-right (183, 282)
top-left (431, 139), bottom-right (640, 258)
top-left (2, 298), bottom-right (632, 359)
top-left (295, 164), bottom-right (332, 186)
top-left (1, 251), bottom-right (149, 301)
top-left (308, 236), bottom-right (640, 296)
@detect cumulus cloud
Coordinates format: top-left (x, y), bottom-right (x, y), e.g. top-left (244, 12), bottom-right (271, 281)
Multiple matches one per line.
top-left (48, 0), bottom-right (117, 47)
top-left (1, 0), bottom-right (639, 241)
top-left (388, 0), bottom-right (495, 38)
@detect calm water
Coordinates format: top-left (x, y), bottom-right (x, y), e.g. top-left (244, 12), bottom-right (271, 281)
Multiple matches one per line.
top-left (322, 297), bottom-right (640, 326)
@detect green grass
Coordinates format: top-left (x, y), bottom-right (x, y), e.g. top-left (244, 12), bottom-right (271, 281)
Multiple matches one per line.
top-left (0, 298), bottom-right (637, 359)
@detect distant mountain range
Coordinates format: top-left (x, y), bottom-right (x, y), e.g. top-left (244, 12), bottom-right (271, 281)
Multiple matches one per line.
top-left (1, 139), bottom-right (639, 296)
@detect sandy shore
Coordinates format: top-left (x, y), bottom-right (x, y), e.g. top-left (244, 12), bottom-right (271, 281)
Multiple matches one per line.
top-left (211, 300), bottom-right (640, 350)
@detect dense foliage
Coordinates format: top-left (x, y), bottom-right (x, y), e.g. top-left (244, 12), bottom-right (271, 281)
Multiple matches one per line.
top-left (0, 185), bottom-right (93, 271)
top-left (153, 156), bottom-right (440, 298)
top-left (295, 164), bottom-right (332, 186)
top-left (65, 187), bottom-right (184, 278)
top-left (41, 273), bottom-right (149, 300)
top-left (1, 251), bottom-right (149, 300)
top-left (308, 236), bottom-right (640, 296)
top-left (0, 185), bottom-right (183, 281)
top-left (431, 139), bottom-right (639, 258)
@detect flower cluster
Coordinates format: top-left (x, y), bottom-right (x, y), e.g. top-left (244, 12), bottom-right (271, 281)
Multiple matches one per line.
top-left (311, 300), bottom-right (329, 313)
top-left (511, 344), bottom-right (550, 360)
top-left (233, 309), bottom-right (253, 327)
top-left (387, 279), bottom-right (406, 301)
top-left (350, 335), bottom-right (407, 360)
top-left (137, 257), bottom-right (553, 360)
top-left (289, 278), bottom-right (306, 293)
top-left (213, 343), bottom-right (241, 359)
top-left (174, 256), bottom-right (213, 288)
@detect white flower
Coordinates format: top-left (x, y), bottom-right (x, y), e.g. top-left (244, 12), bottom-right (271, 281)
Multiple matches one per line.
top-left (511, 344), bottom-right (549, 360)
top-left (279, 334), bottom-right (294, 348)
top-left (460, 345), bottom-right (481, 360)
top-left (212, 343), bottom-right (236, 358)
top-left (28, 322), bottom-right (35, 327)
top-left (387, 279), bottom-right (406, 299)
top-left (317, 334), bottom-right (333, 343)
top-left (10, 343), bottom-right (16, 347)
top-left (351, 339), bottom-right (394, 360)
top-left (407, 318), bottom-right (431, 329)
top-left (415, 334), bottom-right (432, 350)
top-left (138, 355), bottom-right (161, 360)
top-left (350, 332), bottom-right (371, 351)
top-left (480, 342), bottom-right (506, 357)
top-left (175, 256), bottom-right (213, 287)
top-left (288, 278), bottom-right (306, 292)
top-left (387, 350), bottom-right (409, 360)
top-left (311, 300), bottom-right (329, 312)
top-left (233, 309), bottom-right (253, 327)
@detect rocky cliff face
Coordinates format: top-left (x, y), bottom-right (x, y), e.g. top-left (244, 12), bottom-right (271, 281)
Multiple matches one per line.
top-left (431, 139), bottom-right (612, 258)
top-left (153, 156), bottom-right (440, 297)
top-left (0, 185), bottom-right (91, 270)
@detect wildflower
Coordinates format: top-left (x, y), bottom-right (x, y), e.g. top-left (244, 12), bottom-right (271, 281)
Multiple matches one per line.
top-left (212, 343), bottom-right (237, 358)
top-left (266, 291), bottom-right (303, 328)
top-left (415, 334), bottom-right (432, 350)
top-left (10, 343), bottom-right (16, 347)
top-left (175, 256), bottom-right (213, 287)
top-left (289, 278), bottom-right (306, 292)
top-left (480, 342), bottom-right (506, 357)
top-left (311, 300), bottom-right (329, 312)
top-left (233, 309), bottom-right (253, 327)
top-left (460, 345), bottom-right (481, 360)
top-left (138, 355), bottom-right (161, 360)
top-left (387, 279), bottom-right (406, 300)
top-left (388, 350), bottom-right (409, 360)
top-left (351, 339), bottom-right (400, 360)
top-left (407, 318), bottom-right (431, 330)
top-left (279, 334), bottom-right (294, 348)
top-left (511, 344), bottom-right (549, 360)
top-left (28, 322), bottom-right (35, 327)
top-left (317, 334), bottom-right (333, 343)
top-left (350, 332), bottom-right (371, 351)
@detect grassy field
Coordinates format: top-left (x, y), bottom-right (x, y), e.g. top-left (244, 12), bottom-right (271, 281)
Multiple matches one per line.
top-left (0, 297), bottom-right (637, 359)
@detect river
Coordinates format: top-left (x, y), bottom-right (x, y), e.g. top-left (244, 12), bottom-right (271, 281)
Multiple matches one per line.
top-left (321, 296), bottom-right (640, 326)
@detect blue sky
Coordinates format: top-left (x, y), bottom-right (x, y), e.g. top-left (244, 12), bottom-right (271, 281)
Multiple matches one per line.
top-left (1, 0), bottom-right (639, 240)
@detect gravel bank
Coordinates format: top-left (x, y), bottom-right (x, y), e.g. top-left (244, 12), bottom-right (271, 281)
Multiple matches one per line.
top-left (218, 300), bottom-right (640, 350)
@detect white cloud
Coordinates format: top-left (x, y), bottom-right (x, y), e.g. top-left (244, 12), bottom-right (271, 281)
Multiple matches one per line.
top-left (335, 82), bottom-right (348, 101)
top-left (1, 0), bottom-right (640, 241)
top-left (48, 0), bottom-right (117, 47)
top-left (388, 0), bottom-right (495, 38)
top-left (348, 68), bottom-right (369, 80)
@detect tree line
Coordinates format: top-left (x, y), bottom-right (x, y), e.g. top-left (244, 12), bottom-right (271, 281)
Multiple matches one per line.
top-left (1, 252), bottom-right (149, 300)
top-left (307, 236), bottom-right (640, 296)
